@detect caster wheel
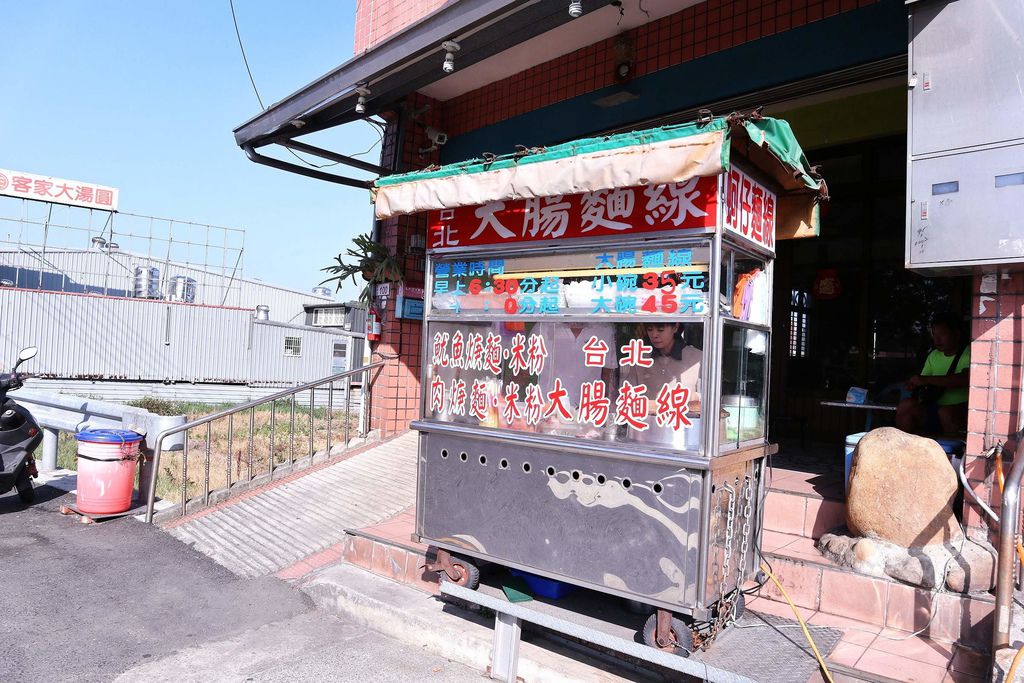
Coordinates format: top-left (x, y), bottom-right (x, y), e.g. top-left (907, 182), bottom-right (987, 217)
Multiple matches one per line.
top-left (15, 470), bottom-right (34, 504)
top-left (733, 591), bottom-right (746, 621)
top-left (715, 591), bottom-right (746, 622)
top-left (641, 612), bottom-right (693, 657)
top-left (447, 557), bottom-right (481, 590)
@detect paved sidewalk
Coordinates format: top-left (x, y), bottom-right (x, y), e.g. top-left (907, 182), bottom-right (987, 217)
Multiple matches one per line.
top-left (113, 611), bottom-right (482, 683)
top-left (1, 481), bottom-right (484, 683)
top-left (0, 486), bottom-right (309, 683)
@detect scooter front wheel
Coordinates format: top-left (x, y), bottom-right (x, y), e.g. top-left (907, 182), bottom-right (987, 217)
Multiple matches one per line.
top-left (15, 469), bottom-right (34, 504)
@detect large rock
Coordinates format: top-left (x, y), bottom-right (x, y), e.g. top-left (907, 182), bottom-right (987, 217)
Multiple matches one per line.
top-left (847, 427), bottom-right (961, 547)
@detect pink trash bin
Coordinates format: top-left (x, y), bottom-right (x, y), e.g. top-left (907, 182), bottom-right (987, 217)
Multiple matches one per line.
top-left (74, 429), bottom-right (144, 514)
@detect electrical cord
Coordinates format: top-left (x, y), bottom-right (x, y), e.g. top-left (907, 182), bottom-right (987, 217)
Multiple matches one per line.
top-left (227, 0), bottom-right (382, 168)
top-left (760, 563), bottom-right (834, 682)
top-left (1007, 644), bottom-right (1024, 682)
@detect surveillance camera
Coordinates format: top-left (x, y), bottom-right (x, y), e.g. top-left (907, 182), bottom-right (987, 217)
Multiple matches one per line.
top-left (425, 127), bottom-right (448, 146)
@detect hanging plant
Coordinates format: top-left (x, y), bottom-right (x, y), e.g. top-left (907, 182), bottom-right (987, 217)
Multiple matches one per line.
top-left (321, 233), bottom-right (403, 304)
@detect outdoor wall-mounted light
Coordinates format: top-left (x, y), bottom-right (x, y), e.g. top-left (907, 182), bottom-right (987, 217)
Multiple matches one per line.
top-left (568, 1), bottom-right (583, 18)
top-left (441, 40), bottom-right (460, 73)
top-left (354, 85), bottom-right (371, 115)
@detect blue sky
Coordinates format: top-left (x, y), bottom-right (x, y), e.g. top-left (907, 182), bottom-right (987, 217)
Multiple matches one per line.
top-left (0, 1), bottom-right (377, 300)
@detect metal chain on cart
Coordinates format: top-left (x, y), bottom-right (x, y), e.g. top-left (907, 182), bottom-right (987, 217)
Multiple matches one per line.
top-left (732, 474), bottom-right (755, 622)
top-left (693, 482), bottom-right (737, 650)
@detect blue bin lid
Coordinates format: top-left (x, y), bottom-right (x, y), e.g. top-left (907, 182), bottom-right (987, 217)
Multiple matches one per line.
top-left (74, 429), bottom-right (144, 444)
top-left (845, 432), bottom-right (869, 445)
top-left (933, 438), bottom-right (965, 455)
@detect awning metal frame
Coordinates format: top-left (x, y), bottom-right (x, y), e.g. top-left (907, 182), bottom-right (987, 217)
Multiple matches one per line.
top-left (233, 0), bottom-right (621, 188)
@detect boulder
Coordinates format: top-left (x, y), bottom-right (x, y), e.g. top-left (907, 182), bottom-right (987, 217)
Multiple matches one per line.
top-left (847, 427), bottom-right (961, 547)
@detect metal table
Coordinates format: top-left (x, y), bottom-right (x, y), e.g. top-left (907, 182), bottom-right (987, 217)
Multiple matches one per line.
top-left (819, 401), bottom-right (897, 431)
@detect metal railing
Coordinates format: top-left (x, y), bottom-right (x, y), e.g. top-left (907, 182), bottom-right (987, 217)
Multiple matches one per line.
top-left (14, 388), bottom-right (186, 470)
top-left (994, 436), bottom-right (1024, 651)
top-left (144, 360), bottom-right (385, 523)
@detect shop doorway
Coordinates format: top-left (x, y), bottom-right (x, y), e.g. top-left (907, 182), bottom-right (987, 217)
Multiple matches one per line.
top-left (768, 132), bottom-right (971, 471)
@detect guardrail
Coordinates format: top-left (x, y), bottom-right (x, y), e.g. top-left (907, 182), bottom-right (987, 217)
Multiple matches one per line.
top-left (14, 388), bottom-right (186, 476)
top-left (144, 360), bottom-right (386, 523)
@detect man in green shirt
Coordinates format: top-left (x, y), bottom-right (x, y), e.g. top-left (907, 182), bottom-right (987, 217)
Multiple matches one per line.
top-left (896, 312), bottom-right (970, 435)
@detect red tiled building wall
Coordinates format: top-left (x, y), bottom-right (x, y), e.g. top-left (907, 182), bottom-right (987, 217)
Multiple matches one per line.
top-left (964, 271), bottom-right (1024, 541)
top-left (369, 93), bottom-right (442, 436)
top-left (354, 0), bottom-right (448, 54)
top-left (441, 0), bottom-right (881, 138)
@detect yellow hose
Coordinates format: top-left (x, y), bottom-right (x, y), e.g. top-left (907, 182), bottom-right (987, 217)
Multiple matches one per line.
top-left (761, 563), bottom-right (834, 683)
top-left (1007, 643), bottom-right (1024, 682)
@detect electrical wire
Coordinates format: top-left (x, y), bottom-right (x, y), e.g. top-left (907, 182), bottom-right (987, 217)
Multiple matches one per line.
top-left (228, 0), bottom-right (264, 110)
top-left (227, 0), bottom-right (383, 168)
top-left (761, 563), bottom-right (834, 682)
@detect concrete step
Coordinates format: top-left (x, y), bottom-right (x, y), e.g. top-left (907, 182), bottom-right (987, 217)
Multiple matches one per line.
top-left (758, 533), bottom-right (994, 650)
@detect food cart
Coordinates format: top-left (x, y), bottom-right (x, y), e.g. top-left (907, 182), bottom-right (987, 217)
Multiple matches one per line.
top-left (372, 114), bottom-right (825, 653)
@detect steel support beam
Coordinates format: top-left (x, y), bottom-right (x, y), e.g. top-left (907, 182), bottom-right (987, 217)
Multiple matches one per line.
top-left (243, 144), bottom-right (374, 189)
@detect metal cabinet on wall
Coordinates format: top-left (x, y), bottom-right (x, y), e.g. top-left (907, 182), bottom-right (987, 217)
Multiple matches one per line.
top-left (906, 0), bottom-right (1024, 271)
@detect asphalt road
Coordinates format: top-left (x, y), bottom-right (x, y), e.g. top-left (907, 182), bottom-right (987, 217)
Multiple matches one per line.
top-left (0, 484), bottom-right (481, 683)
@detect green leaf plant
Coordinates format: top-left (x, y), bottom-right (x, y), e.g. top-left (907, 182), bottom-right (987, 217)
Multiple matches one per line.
top-left (321, 233), bottom-right (403, 305)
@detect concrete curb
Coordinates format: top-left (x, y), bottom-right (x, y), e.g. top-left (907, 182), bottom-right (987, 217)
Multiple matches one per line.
top-left (300, 563), bottom-right (659, 683)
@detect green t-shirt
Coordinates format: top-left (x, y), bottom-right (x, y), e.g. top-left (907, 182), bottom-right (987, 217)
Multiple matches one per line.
top-left (921, 347), bottom-right (970, 406)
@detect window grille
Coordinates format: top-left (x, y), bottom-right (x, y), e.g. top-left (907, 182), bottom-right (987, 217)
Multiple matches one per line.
top-left (283, 336), bottom-right (302, 357)
top-left (789, 290), bottom-right (810, 358)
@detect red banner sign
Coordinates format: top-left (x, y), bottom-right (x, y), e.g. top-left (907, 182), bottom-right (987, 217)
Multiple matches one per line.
top-left (723, 166), bottom-right (776, 253)
top-left (427, 176), bottom-right (718, 250)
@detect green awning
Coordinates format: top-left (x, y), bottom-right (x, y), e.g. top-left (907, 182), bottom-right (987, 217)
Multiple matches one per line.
top-left (373, 114), bottom-right (825, 238)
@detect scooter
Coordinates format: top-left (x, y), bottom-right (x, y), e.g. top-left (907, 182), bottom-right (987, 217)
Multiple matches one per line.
top-left (0, 347), bottom-right (42, 504)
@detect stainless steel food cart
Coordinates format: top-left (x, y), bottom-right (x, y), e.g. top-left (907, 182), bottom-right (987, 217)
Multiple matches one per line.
top-left (372, 114), bottom-right (825, 652)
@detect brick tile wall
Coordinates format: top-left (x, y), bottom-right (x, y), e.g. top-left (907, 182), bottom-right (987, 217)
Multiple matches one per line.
top-left (354, 0), bottom-right (448, 54)
top-left (370, 93), bottom-right (441, 436)
top-left (966, 270), bottom-right (1024, 540)
top-left (442, 0), bottom-right (881, 138)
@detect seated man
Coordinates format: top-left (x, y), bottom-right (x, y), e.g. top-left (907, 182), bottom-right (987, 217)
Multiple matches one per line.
top-left (895, 312), bottom-right (970, 435)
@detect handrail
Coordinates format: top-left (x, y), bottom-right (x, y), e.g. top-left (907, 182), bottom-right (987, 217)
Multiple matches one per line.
top-left (994, 436), bottom-right (1024, 651)
top-left (144, 360), bottom-right (386, 523)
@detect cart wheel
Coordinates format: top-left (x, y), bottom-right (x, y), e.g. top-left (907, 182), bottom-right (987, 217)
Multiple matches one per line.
top-left (733, 592), bottom-right (746, 621)
top-left (641, 613), bottom-right (693, 657)
top-left (448, 557), bottom-right (481, 590)
top-left (15, 469), bottom-right (34, 504)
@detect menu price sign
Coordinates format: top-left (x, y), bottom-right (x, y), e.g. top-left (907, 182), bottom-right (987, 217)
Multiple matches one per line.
top-left (431, 248), bottom-right (709, 316)
top-left (427, 177), bottom-right (718, 250)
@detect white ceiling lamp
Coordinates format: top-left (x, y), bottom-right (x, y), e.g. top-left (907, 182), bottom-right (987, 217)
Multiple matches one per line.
top-left (441, 40), bottom-right (461, 73)
top-left (354, 84), bottom-right (371, 114)
top-left (568, 2), bottom-right (583, 18)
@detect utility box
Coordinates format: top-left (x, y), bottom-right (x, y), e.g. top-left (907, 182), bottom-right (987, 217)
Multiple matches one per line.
top-left (906, 0), bottom-right (1024, 272)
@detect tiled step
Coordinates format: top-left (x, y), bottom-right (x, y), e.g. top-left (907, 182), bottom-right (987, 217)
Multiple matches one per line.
top-left (748, 597), bottom-right (990, 682)
top-left (764, 468), bottom-right (847, 539)
top-left (758, 532), bottom-right (994, 650)
top-left (338, 525), bottom-right (440, 595)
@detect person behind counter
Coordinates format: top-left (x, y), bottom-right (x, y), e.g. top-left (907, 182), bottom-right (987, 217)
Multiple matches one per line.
top-left (622, 322), bottom-right (702, 448)
top-left (895, 312), bottom-right (970, 435)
